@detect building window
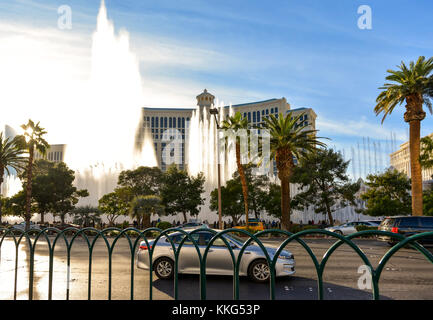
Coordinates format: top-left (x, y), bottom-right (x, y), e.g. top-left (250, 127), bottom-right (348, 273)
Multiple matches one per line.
top-left (253, 112), bottom-right (256, 122)
top-left (248, 112), bottom-right (251, 122)
top-left (257, 111), bottom-right (260, 122)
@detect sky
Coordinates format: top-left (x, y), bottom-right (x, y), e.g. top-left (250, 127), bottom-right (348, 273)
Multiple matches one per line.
top-left (1, 0), bottom-right (433, 178)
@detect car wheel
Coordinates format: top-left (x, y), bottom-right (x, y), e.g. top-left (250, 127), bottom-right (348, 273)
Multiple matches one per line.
top-left (248, 259), bottom-right (270, 283)
top-left (153, 257), bottom-right (174, 280)
top-left (334, 230), bottom-right (343, 236)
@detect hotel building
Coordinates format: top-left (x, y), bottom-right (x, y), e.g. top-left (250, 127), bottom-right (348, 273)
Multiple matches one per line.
top-left (34, 144), bottom-right (67, 163)
top-left (137, 89), bottom-right (317, 175)
top-left (390, 133), bottom-right (433, 185)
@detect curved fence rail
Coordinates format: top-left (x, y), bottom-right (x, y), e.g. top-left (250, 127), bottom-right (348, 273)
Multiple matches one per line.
top-left (0, 227), bottom-right (432, 300)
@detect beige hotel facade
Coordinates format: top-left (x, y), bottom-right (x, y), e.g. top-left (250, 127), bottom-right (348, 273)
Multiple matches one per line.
top-left (390, 133), bottom-right (433, 185)
top-left (137, 89), bottom-right (317, 175)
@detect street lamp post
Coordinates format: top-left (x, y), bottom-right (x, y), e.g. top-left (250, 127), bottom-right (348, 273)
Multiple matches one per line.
top-left (209, 108), bottom-right (223, 230)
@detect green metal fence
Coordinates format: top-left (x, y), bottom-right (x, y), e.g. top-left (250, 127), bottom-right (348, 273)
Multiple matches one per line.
top-left (0, 226), bottom-right (432, 300)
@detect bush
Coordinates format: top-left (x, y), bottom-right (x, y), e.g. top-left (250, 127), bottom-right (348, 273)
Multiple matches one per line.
top-left (156, 221), bottom-right (172, 230)
top-left (289, 224), bottom-right (320, 234)
top-left (121, 221), bottom-right (130, 229)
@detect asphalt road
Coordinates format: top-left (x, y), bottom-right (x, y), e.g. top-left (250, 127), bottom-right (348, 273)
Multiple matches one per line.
top-left (0, 236), bottom-right (432, 300)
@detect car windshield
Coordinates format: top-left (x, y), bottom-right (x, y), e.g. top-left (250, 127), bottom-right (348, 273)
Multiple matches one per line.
top-left (224, 233), bottom-right (246, 246)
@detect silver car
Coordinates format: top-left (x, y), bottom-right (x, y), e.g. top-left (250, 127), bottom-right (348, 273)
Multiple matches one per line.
top-left (136, 228), bottom-right (295, 283)
top-left (325, 220), bottom-right (381, 236)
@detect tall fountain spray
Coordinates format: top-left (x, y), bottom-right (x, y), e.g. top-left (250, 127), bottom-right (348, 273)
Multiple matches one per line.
top-left (186, 92), bottom-right (239, 222)
top-left (66, 0), bottom-right (157, 206)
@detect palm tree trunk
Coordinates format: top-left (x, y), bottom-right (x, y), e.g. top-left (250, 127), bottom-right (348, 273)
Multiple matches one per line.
top-left (25, 148), bottom-right (34, 231)
top-left (325, 201), bottom-right (334, 226)
top-left (404, 95), bottom-right (426, 216)
top-left (409, 119), bottom-right (423, 216)
top-left (276, 148), bottom-right (293, 231)
top-left (236, 142), bottom-right (249, 227)
top-left (280, 176), bottom-right (291, 231)
top-left (0, 166), bottom-right (4, 225)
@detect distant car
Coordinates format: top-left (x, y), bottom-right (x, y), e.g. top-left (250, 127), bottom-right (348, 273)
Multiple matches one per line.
top-left (234, 220), bottom-right (265, 232)
top-left (325, 221), bottom-right (380, 236)
top-left (179, 222), bottom-right (208, 229)
top-left (53, 223), bottom-right (80, 230)
top-left (137, 228), bottom-right (295, 283)
top-left (11, 222), bottom-right (42, 232)
top-left (378, 216), bottom-right (433, 245)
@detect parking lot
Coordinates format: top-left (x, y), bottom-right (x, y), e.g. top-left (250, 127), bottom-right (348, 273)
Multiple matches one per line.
top-left (0, 236), bottom-right (432, 300)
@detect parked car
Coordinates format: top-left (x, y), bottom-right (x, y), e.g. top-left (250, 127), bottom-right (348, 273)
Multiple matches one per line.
top-left (53, 223), bottom-right (81, 230)
top-left (234, 220), bottom-right (265, 232)
top-left (378, 216), bottom-right (433, 245)
top-left (136, 227), bottom-right (295, 283)
top-left (179, 222), bottom-right (208, 229)
top-left (11, 222), bottom-right (42, 232)
top-left (325, 221), bottom-right (380, 236)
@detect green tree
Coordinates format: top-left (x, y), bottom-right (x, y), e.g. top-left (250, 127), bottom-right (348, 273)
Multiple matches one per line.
top-left (210, 178), bottom-right (244, 225)
top-left (232, 164), bottom-right (271, 219)
top-left (129, 195), bottom-right (164, 229)
top-left (98, 188), bottom-right (130, 226)
top-left (262, 183), bottom-right (282, 221)
top-left (4, 190), bottom-right (28, 218)
top-left (160, 165), bottom-right (205, 223)
top-left (360, 168), bottom-right (412, 217)
top-left (423, 190), bottom-right (433, 216)
top-left (374, 56), bottom-right (433, 216)
top-left (18, 120), bottom-right (50, 230)
top-left (24, 159), bottom-right (88, 225)
top-left (117, 166), bottom-right (163, 197)
top-left (221, 112), bottom-right (250, 226)
top-left (420, 135), bottom-right (433, 173)
top-left (290, 148), bottom-right (360, 226)
top-left (0, 132), bottom-right (27, 223)
top-left (259, 112), bottom-right (326, 230)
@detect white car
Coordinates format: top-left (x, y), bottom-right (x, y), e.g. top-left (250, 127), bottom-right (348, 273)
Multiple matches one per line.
top-left (325, 220), bottom-right (381, 236)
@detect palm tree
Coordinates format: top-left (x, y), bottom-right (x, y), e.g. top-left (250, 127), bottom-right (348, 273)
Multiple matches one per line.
top-left (221, 112), bottom-right (251, 227)
top-left (374, 56), bottom-right (433, 216)
top-left (19, 120), bottom-right (49, 230)
top-left (129, 195), bottom-right (164, 229)
top-left (260, 112), bottom-right (326, 230)
top-left (0, 133), bottom-right (27, 223)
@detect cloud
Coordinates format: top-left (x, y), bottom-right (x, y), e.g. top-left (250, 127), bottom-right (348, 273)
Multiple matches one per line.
top-left (316, 115), bottom-right (407, 141)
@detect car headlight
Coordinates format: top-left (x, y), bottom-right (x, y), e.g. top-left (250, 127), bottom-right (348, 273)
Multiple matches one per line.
top-left (278, 254), bottom-right (294, 260)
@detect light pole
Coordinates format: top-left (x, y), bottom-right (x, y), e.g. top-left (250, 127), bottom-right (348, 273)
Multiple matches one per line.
top-left (209, 107), bottom-right (223, 229)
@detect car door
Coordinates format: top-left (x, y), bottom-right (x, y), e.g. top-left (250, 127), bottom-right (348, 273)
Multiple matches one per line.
top-left (200, 232), bottom-right (238, 275)
top-left (344, 222), bottom-right (357, 235)
top-left (172, 233), bottom-right (201, 274)
top-left (418, 218), bottom-right (433, 243)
